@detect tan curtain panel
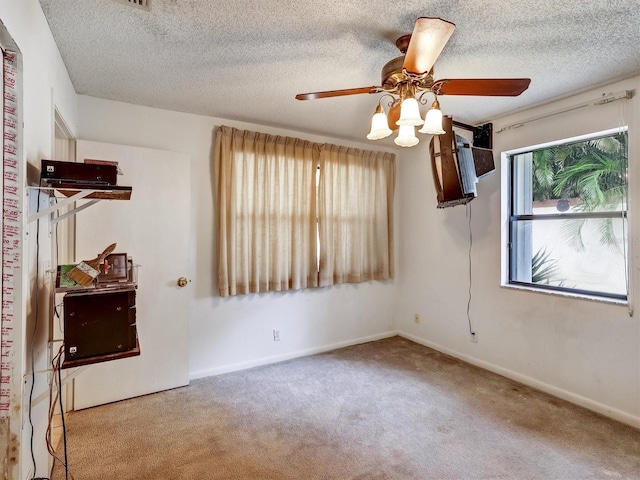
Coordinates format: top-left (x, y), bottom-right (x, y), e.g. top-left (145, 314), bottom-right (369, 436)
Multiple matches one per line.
top-left (318, 144), bottom-right (396, 287)
top-left (214, 126), bottom-right (319, 297)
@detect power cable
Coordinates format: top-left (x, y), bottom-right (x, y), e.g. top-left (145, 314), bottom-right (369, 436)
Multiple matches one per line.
top-left (466, 202), bottom-right (475, 337)
top-left (28, 189), bottom-right (42, 478)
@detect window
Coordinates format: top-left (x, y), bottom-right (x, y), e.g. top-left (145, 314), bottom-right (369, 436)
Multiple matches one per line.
top-left (214, 126), bottom-right (395, 297)
top-left (318, 145), bottom-right (395, 286)
top-left (507, 128), bottom-right (628, 300)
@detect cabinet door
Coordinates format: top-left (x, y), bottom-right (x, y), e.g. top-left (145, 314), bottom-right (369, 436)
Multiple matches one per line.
top-left (72, 140), bottom-right (190, 409)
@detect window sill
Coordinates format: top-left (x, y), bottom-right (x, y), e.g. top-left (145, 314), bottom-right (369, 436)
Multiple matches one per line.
top-left (501, 283), bottom-right (628, 306)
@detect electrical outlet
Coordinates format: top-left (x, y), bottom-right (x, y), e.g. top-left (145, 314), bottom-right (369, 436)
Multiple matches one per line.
top-left (414, 313), bottom-right (420, 324)
top-left (470, 332), bottom-right (478, 343)
top-left (273, 329), bottom-right (280, 341)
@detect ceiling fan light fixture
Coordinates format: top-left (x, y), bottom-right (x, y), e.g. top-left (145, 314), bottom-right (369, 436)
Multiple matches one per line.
top-left (396, 97), bottom-right (424, 126)
top-left (394, 125), bottom-right (419, 147)
top-left (294, 17), bottom-right (531, 148)
top-left (419, 98), bottom-right (445, 135)
top-left (367, 104), bottom-right (393, 140)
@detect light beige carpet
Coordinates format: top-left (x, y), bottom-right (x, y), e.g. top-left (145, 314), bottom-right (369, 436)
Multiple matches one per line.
top-left (53, 336), bottom-right (640, 479)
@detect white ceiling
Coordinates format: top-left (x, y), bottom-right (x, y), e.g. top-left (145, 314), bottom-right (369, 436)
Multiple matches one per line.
top-left (38, 0), bottom-right (640, 146)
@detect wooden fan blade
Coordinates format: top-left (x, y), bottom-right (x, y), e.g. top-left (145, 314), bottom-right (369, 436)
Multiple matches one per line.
top-left (295, 86), bottom-right (382, 100)
top-left (432, 78), bottom-right (531, 96)
top-left (403, 17), bottom-right (456, 75)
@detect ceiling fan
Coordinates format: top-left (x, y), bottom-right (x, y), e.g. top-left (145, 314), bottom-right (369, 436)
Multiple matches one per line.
top-left (295, 17), bottom-right (531, 147)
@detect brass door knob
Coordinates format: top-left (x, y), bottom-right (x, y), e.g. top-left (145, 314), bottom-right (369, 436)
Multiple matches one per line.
top-left (177, 277), bottom-right (188, 287)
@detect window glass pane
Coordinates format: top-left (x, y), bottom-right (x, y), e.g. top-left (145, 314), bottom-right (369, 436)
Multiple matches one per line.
top-left (529, 132), bottom-right (627, 215)
top-left (510, 217), bottom-right (628, 297)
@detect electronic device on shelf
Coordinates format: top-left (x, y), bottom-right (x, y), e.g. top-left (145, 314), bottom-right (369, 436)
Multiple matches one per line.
top-left (40, 159), bottom-right (118, 186)
top-left (62, 287), bottom-right (138, 366)
top-left (40, 159), bottom-right (133, 200)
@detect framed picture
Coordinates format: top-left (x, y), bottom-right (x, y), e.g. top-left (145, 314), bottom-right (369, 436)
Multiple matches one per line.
top-left (97, 253), bottom-right (128, 283)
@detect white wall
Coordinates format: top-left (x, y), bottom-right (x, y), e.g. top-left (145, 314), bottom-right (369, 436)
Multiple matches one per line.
top-left (0, 1), bottom-right (78, 478)
top-left (76, 95), bottom-right (399, 379)
top-left (396, 77), bottom-right (640, 427)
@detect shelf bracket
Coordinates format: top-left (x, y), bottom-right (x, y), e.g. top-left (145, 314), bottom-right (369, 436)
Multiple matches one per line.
top-left (51, 199), bottom-right (101, 226)
top-left (28, 188), bottom-right (95, 224)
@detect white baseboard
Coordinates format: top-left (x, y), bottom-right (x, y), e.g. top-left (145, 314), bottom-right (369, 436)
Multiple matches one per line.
top-left (399, 331), bottom-right (640, 430)
top-left (189, 331), bottom-right (399, 381)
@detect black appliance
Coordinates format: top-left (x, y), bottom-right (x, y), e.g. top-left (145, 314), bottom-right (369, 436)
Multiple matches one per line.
top-left (63, 288), bottom-right (137, 361)
top-left (41, 159), bottom-right (118, 186)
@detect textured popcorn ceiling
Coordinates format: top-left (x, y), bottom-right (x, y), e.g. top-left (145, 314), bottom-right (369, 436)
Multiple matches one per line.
top-left (39, 0), bottom-right (640, 144)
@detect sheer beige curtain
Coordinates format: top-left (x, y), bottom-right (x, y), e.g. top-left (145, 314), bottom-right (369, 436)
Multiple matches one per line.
top-left (215, 126), bottom-right (319, 297)
top-left (318, 144), bottom-right (396, 287)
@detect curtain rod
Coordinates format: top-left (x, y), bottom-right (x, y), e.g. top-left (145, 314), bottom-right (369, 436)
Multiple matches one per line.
top-left (496, 90), bottom-right (634, 133)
